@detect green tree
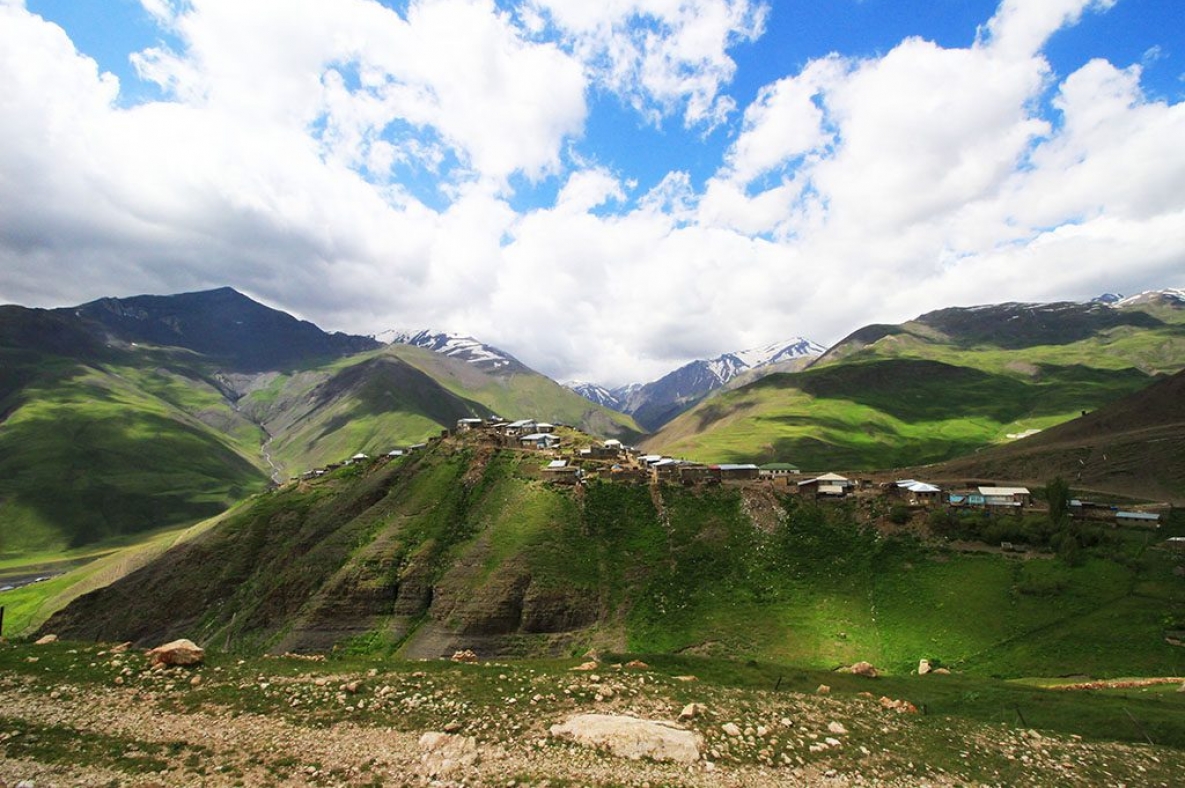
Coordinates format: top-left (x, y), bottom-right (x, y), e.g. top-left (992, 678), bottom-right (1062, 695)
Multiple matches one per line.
top-left (1045, 476), bottom-right (1071, 526)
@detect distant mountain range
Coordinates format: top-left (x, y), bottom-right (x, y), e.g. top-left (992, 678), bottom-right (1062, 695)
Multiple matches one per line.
top-left (567, 336), bottom-right (826, 431)
top-left (643, 290), bottom-right (1185, 471)
top-left (3, 284), bottom-right (1182, 559)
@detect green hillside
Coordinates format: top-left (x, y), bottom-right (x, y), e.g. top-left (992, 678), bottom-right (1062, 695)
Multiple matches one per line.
top-left (238, 344), bottom-right (642, 475)
top-left (0, 348), bottom-right (268, 558)
top-left (40, 438), bottom-right (1185, 680)
top-left (0, 293), bottom-right (641, 559)
top-left (644, 297), bottom-right (1185, 468)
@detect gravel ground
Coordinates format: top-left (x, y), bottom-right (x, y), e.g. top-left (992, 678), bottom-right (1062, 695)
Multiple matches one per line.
top-left (1, 643), bottom-right (1182, 787)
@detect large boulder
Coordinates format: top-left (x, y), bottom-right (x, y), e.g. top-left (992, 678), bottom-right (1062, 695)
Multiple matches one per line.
top-left (146, 639), bottom-right (205, 667)
top-left (418, 732), bottom-right (479, 779)
top-left (550, 713), bottom-right (702, 764)
top-left (848, 661), bottom-right (879, 678)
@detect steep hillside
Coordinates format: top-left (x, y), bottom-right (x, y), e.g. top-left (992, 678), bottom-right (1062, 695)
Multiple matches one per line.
top-left (0, 290), bottom-right (640, 557)
top-left (0, 307), bottom-right (270, 557)
top-left (923, 368), bottom-right (1185, 504)
top-left (41, 436), bottom-right (1185, 681)
top-left (644, 295), bottom-right (1185, 469)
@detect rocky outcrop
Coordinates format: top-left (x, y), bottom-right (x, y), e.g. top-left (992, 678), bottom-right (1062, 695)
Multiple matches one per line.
top-left (549, 714), bottom-right (702, 764)
top-left (147, 639), bottom-right (204, 667)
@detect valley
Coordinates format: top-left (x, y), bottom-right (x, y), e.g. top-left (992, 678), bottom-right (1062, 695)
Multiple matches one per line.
top-left (1, 286), bottom-right (1183, 785)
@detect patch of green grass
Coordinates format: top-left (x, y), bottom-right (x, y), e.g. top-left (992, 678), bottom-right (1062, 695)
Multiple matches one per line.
top-left (0, 364), bottom-right (267, 558)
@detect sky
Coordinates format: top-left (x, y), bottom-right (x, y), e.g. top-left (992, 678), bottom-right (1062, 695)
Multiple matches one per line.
top-left (1, 0), bottom-right (1183, 386)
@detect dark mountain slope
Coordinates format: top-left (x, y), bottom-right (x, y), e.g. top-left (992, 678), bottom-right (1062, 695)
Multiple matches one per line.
top-left (63, 287), bottom-right (379, 372)
top-left (925, 368), bottom-right (1185, 504)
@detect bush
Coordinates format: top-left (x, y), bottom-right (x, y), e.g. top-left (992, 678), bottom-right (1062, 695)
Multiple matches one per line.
top-left (888, 505), bottom-right (911, 525)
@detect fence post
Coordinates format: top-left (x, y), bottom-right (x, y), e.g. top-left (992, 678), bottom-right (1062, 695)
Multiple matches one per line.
top-left (0, 605), bottom-right (5, 638)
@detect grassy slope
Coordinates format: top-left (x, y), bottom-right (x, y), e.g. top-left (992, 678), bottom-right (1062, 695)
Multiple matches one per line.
top-left (386, 344), bottom-right (644, 440)
top-left (0, 353), bottom-right (268, 558)
top-left (33, 441), bottom-right (1185, 681)
top-left (241, 345), bottom-right (643, 476)
top-left (645, 305), bottom-right (1185, 469)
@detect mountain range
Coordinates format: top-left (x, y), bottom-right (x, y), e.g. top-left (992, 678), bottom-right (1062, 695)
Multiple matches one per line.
top-left (567, 336), bottom-right (825, 430)
top-left (642, 291), bottom-right (1185, 471)
top-left (0, 287), bottom-right (638, 558)
top-left (2, 285), bottom-right (1182, 560)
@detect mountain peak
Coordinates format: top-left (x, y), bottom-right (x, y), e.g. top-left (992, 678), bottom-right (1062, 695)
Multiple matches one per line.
top-left (570, 335), bottom-right (825, 431)
top-left (63, 288), bottom-right (378, 371)
top-left (376, 328), bottom-right (527, 374)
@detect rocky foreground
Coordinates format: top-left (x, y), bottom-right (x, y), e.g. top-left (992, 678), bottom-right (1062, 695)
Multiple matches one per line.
top-left (1, 640), bottom-right (1182, 787)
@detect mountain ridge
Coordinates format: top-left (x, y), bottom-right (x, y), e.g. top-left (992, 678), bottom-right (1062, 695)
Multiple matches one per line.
top-left (567, 336), bottom-right (825, 431)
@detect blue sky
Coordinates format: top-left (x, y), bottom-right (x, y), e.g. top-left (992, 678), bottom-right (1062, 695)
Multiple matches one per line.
top-left (3, 0), bottom-right (1184, 384)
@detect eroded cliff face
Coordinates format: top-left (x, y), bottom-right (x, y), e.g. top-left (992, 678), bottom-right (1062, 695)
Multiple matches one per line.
top-left (41, 437), bottom-right (641, 658)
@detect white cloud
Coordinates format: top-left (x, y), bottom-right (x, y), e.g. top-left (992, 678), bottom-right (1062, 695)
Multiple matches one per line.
top-left (979, 0), bottom-right (1116, 59)
top-left (1, 0), bottom-right (1183, 389)
top-left (528, 0), bottom-right (767, 127)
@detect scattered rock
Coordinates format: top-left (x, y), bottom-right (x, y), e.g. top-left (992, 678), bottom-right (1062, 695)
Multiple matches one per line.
top-left (550, 714), bottom-right (702, 764)
top-left (673, 675), bottom-right (698, 682)
top-left (146, 639), bottom-right (205, 667)
top-left (110, 642), bottom-right (132, 654)
top-left (443, 720), bottom-right (463, 733)
top-left (828, 721), bottom-right (848, 735)
top-left (816, 684), bottom-right (831, 695)
top-left (570, 661), bottom-right (599, 672)
top-left (879, 696), bottom-right (919, 714)
top-left (918, 659), bottom-right (932, 676)
top-left (418, 732), bottom-right (479, 778)
top-left (189, 675), bottom-right (202, 687)
top-left (722, 722), bottom-right (742, 737)
top-left (34, 634), bottom-right (58, 646)
top-left (848, 661), bottom-right (878, 678)
top-left (342, 680), bottom-right (362, 694)
top-left (678, 703), bottom-right (704, 721)
top-left (933, 668), bottom-right (951, 675)
top-left (450, 649), bottom-right (479, 664)
top-left (624, 660), bottom-right (649, 669)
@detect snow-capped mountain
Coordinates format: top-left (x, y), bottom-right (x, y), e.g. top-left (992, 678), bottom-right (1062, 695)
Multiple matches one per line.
top-left (705, 337), bottom-right (827, 386)
top-left (375, 329), bottom-right (527, 374)
top-left (571, 337), bottom-right (825, 431)
top-left (1110, 289), bottom-right (1185, 308)
top-left (565, 381), bottom-right (622, 410)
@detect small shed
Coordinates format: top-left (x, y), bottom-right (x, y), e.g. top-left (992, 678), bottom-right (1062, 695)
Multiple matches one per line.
top-left (798, 472), bottom-right (853, 498)
top-left (1116, 511), bottom-right (1161, 526)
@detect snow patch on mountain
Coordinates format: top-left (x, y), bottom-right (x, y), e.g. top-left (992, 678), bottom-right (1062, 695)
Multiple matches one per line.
top-left (565, 381), bottom-right (621, 409)
top-left (707, 337), bottom-right (826, 386)
top-left (1111, 289), bottom-right (1185, 308)
top-left (375, 329), bottom-right (522, 371)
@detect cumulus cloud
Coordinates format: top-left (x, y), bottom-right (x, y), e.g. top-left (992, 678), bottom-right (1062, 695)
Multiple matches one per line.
top-left (526, 0), bottom-right (768, 127)
top-left (0, 0), bottom-right (1182, 387)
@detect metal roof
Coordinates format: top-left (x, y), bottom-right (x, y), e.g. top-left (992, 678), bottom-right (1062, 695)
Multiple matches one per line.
top-left (978, 486), bottom-right (1030, 496)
